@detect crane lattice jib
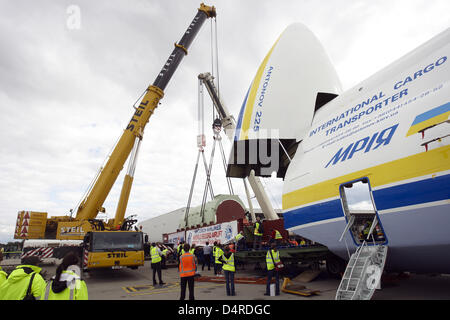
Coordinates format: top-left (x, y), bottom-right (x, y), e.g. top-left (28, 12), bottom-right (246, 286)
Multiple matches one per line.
top-left (75, 4), bottom-right (216, 221)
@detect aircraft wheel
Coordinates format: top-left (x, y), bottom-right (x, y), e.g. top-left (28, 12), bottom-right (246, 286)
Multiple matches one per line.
top-left (326, 255), bottom-right (346, 278)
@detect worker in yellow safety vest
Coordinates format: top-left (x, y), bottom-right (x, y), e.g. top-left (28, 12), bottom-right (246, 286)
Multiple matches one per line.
top-left (219, 246), bottom-right (236, 296)
top-left (234, 231), bottom-right (246, 251)
top-left (177, 241), bottom-right (185, 262)
top-left (0, 256), bottom-right (46, 300)
top-left (212, 241), bottom-right (218, 274)
top-left (253, 217), bottom-right (263, 251)
top-left (161, 247), bottom-right (169, 269)
top-left (41, 252), bottom-right (88, 300)
top-left (0, 250), bottom-right (7, 286)
top-left (150, 243), bottom-right (165, 286)
top-left (265, 243), bottom-right (282, 296)
top-left (214, 243), bottom-right (224, 276)
top-left (362, 220), bottom-right (373, 240)
top-left (271, 228), bottom-right (283, 247)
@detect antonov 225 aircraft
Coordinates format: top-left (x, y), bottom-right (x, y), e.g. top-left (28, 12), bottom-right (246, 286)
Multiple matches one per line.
top-left (226, 22), bottom-right (449, 298)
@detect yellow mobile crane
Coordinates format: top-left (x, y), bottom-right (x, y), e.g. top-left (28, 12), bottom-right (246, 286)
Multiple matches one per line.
top-left (15, 4), bottom-right (216, 270)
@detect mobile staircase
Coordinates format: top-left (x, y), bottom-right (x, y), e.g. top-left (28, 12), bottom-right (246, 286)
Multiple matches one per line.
top-left (335, 240), bottom-right (388, 300)
top-left (335, 207), bottom-right (388, 300)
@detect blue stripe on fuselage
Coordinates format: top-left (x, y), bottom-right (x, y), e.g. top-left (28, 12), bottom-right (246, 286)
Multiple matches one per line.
top-left (373, 173), bottom-right (450, 210)
top-left (284, 174), bottom-right (450, 229)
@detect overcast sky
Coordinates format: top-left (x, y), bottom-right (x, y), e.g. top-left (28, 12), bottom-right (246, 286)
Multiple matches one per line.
top-left (0, 0), bottom-right (449, 243)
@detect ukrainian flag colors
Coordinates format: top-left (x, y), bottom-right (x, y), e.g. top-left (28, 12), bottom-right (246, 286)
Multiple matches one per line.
top-left (406, 102), bottom-right (450, 136)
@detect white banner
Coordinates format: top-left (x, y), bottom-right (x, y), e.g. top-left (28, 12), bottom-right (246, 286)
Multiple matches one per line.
top-left (186, 221), bottom-right (238, 246)
top-left (167, 231), bottom-right (185, 245)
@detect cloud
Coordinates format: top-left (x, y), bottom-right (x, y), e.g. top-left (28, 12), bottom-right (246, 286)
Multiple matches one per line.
top-left (0, 0), bottom-right (449, 243)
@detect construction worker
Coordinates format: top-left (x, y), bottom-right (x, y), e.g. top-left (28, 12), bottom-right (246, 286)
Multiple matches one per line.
top-left (362, 220), bottom-right (373, 240)
top-left (271, 228), bottom-right (283, 247)
top-left (0, 250), bottom-right (7, 286)
top-left (265, 243), bottom-right (282, 296)
top-left (177, 240), bottom-right (185, 262)
top-left (289, 237), bottom-right (298, 246)
top-left (41, 252), bottom-right (88, 300)
top-left (0, 256), bottom-right (46, 300)
top-left (374, 225), bottom-right (386, 242)
top-left (161, 246), bottom-right (169, 269)
top-left (150, 243), bottom-right (165, 286)
top-left (212, 241), bottom-right (218, 274)
top-left (253, 217), bottom-right (263, 250)
top-left (179, 243), bottom-right (196, 300)
top-left (234, 231), bottom-right (246, 251)
top-left (219, 246), bottom-right (236, 296)
top-left (214, 243), bottom-right (224, 276)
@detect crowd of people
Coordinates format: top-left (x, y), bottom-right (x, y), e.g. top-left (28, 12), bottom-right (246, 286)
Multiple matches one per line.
top-left (0, 218), bottom-right (307, 300)
top-left (173, 228), bottom-right (289, 300)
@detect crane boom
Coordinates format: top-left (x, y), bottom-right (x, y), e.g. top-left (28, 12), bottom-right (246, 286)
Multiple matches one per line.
top-left (76, 4), bottom-right (216, 222)
top-left (15, 4), bottom-right (218, 272)
top-left (198, 72), bottom-right (235, 140)
top-left (198, 72), bottom-right (279, 221)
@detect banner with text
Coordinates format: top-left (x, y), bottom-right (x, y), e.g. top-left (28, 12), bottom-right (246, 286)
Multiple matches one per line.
top-left (167, 231), bottom-right (185, 245)
top-left (186, 221), bottom-right (238, 246)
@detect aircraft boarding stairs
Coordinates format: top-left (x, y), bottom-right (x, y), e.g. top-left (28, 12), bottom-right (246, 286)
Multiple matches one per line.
top-left (335, 215), bottom-right (388, 300)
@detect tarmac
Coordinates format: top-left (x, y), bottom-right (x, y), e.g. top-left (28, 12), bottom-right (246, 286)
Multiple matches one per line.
top-left (3, 259), bottom-right (448, 300)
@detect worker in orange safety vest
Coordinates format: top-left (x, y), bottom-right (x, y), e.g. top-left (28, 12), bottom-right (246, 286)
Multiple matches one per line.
top-left (179, 243), bottom-right (197, 300)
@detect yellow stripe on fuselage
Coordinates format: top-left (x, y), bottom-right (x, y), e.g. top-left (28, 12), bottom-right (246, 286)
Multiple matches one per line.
top-left (240, 37), bottom-right (281, 140)
top-left (283, 145), bottom-right (450, 210)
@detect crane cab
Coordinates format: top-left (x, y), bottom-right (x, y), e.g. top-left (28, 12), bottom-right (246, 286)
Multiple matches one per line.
top-left (82, 231), bottom-right (145, 270)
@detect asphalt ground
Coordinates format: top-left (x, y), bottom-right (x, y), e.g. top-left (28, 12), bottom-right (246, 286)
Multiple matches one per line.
top-left (2, 258), bottom-right (449, 319)
top-left (4, 260), bottom-right (445, 301)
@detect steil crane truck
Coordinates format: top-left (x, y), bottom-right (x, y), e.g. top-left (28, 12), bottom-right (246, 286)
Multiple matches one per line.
top-left (14, 4), bottom-right (216, 271)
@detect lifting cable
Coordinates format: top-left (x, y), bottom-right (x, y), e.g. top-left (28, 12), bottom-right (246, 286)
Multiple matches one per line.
top-left (184, 16), bottom-right (235, 226)
top-left (208, 16), bottom-right (234, 195)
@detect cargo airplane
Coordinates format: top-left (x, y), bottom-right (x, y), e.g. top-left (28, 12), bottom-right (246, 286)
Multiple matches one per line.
top-left (227, 23), bottom-right (450, 276)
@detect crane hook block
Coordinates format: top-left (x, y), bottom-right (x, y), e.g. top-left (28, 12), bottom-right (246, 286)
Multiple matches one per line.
top-left (198, 3), bottom-right (216, 18)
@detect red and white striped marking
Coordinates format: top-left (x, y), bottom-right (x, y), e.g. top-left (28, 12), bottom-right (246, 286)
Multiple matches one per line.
top-left (158, 244), bottom-right (175, 254)
top-left (21, 247), bottom-right (54, 259)
top-left (83, 250), bottom-right (89, 267)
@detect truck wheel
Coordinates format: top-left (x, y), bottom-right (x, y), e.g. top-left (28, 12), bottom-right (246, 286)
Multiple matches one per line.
top-left (326, 255), bottom-right (346, 278)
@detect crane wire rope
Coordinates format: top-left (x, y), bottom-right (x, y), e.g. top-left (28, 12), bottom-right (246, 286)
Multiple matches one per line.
top-left (218, 135), bottom-right (234, 195)
top-left (210, 16), bottom-right (234, 195)
top-left (186, 16), bottom-right (236, 225)
top-left (210, 20), bottom-right (215, 121)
